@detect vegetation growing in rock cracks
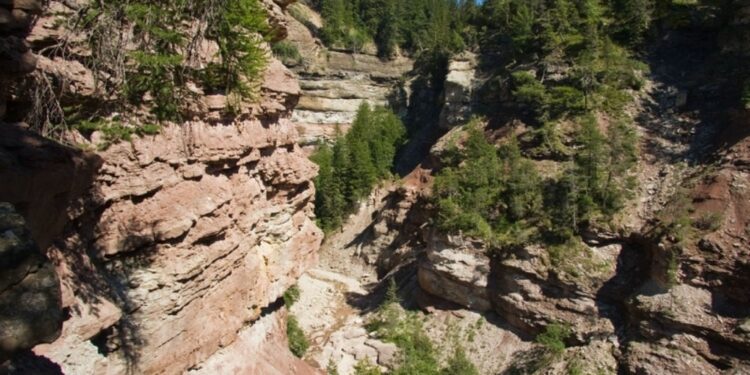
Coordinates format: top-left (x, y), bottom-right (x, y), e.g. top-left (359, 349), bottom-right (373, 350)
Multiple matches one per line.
top-left (535, 322), bottom-right (572, 355)
top-left (287, 314), bottom-right (309, 358)
top-left (283, 284), bottom-right (301, 307)
top-left (311, 103), bottom-right (406, 233)
top-left (79, 0), bottom-right (269, 122)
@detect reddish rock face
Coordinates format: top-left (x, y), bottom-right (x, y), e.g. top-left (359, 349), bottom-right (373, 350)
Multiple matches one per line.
top-left (0, 0), bottom-right (326, 372)
top-left (27, 65), bottom-right (323, 373)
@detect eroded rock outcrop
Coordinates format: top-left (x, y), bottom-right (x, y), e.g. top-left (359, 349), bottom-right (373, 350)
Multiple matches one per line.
top-left (26, 72), bottom-right (323, 374)
top-left (438, 52), bottom-right (477, 130)
top-left (418, 234), bottom-right (491, 312)
top-left (282, 2), bottom-right (413, 144)
top-left (188, 307), bottom-right (321, 375)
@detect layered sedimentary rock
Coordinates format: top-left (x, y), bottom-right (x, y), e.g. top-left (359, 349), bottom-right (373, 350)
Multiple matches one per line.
top-left (438, 52), bottom-right (477, 130)
top-left (418, 234), bottom-right (491, 312)
top-left (24, 68), bottom-right (323, 374)
top-left (282, 2), bottom-right (413, 144)
top-left (0, 0), bottom-right (325, 373)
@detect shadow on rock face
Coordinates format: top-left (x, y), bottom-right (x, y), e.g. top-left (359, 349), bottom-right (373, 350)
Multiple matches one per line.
top-left (0, 202), bottom-right (63, 363)
top-left (1, 350), bottom-right (63, 375)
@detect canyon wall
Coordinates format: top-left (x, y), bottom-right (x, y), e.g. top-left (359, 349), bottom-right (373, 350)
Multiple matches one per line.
top-left (1, 0), bottom-right (325, 373)
top-left (282, 2), bottom-right (413, 144)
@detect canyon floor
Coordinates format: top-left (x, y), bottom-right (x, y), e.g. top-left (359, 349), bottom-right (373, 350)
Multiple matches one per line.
top-left (289, 182), bottom-right (532, 374)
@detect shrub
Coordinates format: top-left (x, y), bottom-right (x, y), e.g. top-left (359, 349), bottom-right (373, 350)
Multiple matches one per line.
top-left (283, 284), bottom-right (301, 307)
top-left (535, 323), bottom-right (571, 355)
top-left (272, 41), bottom-right (302, 65)
top-left (327, 360), bottom-right (340, 375)
top-left (353, 359), bottom-right (382, 375)
top-left (73, 120), bottom-right (161, 150)
top-left (693, 212), bottom-right (723, 232)
top-left (512, 71), bottom-right (549, 123)
top-left (287, 314), bottom-right (309, 358)
top-left (441, 346), bottom-right (479, 375)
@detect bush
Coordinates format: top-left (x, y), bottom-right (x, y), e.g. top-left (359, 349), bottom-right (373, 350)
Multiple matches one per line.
top-left (353, 359), bottom-right (382, 375)
top-left (287, 314), bottom-right (309, 358)
top-left (535, 323), bottom-right (571, 355)
top-left (73, 119), bottom-right (161, 150)
top-left (283, 284), bottom-right (301, 307)
top-left (441, 347), bottom-right (479, 375)
top-left (272, 41), bottom-right (302, 65)
top-left (693, 212), bottom-right (723, 232)
top-left (512, 71), bottom-right (549, 124)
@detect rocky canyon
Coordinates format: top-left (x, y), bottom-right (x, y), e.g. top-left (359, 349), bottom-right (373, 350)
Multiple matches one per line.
top-left (2, 0), bottom-right (750, 374)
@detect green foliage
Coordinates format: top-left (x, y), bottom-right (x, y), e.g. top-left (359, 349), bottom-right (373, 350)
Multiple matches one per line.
top-left (272, 41), bottom-right (303, 65)
top-left (535, 322), bottom-right (571, 355)
top-left (512, 71), bottom-right (550, 124)
top-left (742, 80), bottom-right (750, 109)
top-left (441, 346), bottom-right (479, 375)
top-left (82, 0), bottom-right (269, 122)
top-left (383, 278), bottom-right (400, 307)
top-left (545, 115), bottom-right (637, 236)
top-left (693, 212), bottom-right (723, 232)
top-left (317, 0), bottom-right (466, 57)
top-left (433, 119), bottom-right (544, 246)
top-left (567, 359), bottom-right (585, 375)
top-left (312, 104), bottom-right (406, 233)
top-left (73, 119), bottom-right (161, 150)
top-left (283, 285), bottom-right (301, 307)
top-left (381, 313), bottom-right (440, 375)
top-left (666, 249), bottom-right (680, 287)
top-left (287, 314), bottom-right (309, 358)
top-left (327, 360), bottom-right (341, 375)
top-left (368, 282), bottom-right (439, 374)
top-left (612, 0), bottom-right (655, 44)
top-left (212, 0), bottom-right (269, 106)
top-left (367, 291), bottom-right (484, 375)
top-left (434, 112), bottom-right (636, 250)
top-left (353, 359), bottom-right (382, 375)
